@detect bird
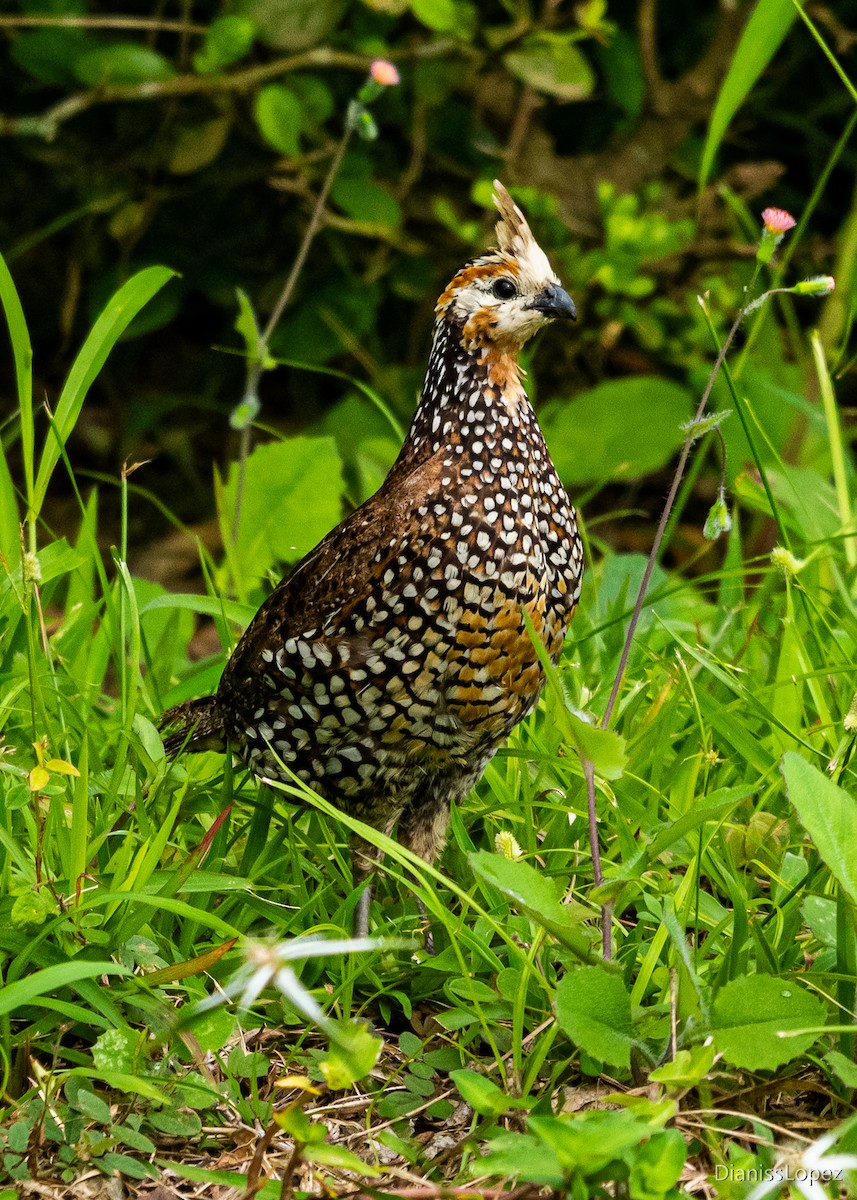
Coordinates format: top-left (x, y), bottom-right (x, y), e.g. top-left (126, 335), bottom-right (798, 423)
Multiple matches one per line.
top-left (161, 181), bottom-right (583, 938)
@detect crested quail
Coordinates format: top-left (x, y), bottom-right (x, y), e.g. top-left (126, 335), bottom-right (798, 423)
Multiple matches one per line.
top-left (162, 181), bottom-right (583, 936)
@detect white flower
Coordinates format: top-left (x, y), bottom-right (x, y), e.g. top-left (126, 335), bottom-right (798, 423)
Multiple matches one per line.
top-left (746, 1131), bottom-right (857, 1200)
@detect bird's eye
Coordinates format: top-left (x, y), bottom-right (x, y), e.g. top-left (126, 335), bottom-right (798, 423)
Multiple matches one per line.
top-left (491, 278), bottom-right (518, 300)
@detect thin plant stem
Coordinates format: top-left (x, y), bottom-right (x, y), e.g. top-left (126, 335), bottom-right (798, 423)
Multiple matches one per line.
top-left (600, 294), bottom-right (752, 731)
top-left (230, 127), bottom-right (353, 547)
top-left (587, 271), bottom-right (770, 960)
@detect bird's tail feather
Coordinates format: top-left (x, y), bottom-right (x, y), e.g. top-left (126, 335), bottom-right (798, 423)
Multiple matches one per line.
top-left (160, 695), bottom-right (226, 756)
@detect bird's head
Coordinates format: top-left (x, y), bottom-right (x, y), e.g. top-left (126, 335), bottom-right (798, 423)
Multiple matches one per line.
top-left (435, 181), bottom-right (576, 353)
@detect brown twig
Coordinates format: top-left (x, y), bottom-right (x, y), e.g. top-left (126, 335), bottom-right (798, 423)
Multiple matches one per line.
top-left (0, 42), bottom-right (464, 141)
top-left (0, 14), bottom-right (206, 32)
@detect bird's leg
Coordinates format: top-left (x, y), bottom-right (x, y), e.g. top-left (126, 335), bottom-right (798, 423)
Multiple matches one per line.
top-left (350, 835), bottom-right (383, 938)
top-left (398, 791), bottom-right (453, 954)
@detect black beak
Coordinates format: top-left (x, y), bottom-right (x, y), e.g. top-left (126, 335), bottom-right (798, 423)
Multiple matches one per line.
top-left (528, 283), bottom-right (577, 320)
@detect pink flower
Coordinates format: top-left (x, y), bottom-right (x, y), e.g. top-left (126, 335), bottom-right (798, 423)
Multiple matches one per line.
top-left (761, 207), bottom-right (796, 235)
top-left (370, 60), bottom-right (400, 87)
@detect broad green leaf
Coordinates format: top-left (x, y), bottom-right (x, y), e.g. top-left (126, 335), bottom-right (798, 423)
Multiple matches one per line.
top-left (523, 610), bottom-right (626, 780)
top-left (648, 1043), bottom-right (716, 1088)
top-left (411, 0), bottom-right (458, 33)
top-left (254, 84), bottom-right (302, 156)
top-left (782, 751), bottom-right (857, 904)
top-left (711, 975), bottom-right (826, 1070)
top-left (75, 43), bottom-right (175, 86)
top-left (450, 1069), bottom-right (530, 1118)
top-left (319, 1021), bottom-right (382, 1089)
top-left (304, 1142), bottom-right (380, 1173)
top-left (554, 967), bottom-right (634, 1069)
top-left (554, 703), bottom-right (627, 780)
top-left (479, 1132), bottom-right (565, 1187)
top-left (168, 116), bottom-right (231, 175)
top-left (699, 0), bottom-right (798, 187)
top-left (825, 1050), bottom-right (857, 1090)
top-left (148, 1107), bottom-right (202, 1137)
top-left (330, 178), bottom-right (402, 228)
top-left (193, 15), bottom-right (256, 74)
top-left (92, 1026), bottom-right (138, 1074)
top-left (220, 436), bottom-right (344, 582)
top-left (469, 851), bottom-right (599, 961)
top-left (238, 0), bottom-right (346, 50)
top-left (10, 28), bottom-right (88, 87)
top-left (34, 266), bottom-right (177, 516)
top-left (71, 1087), bottom-right (112, 1124)
top-left (628, 1128), bottom-right (687, 1197)
top-left (505, 32), bottom-right (596, 101)
top-left (543, 377), bottom-right (692, 484)
top-left (527, 1111), bottom-right (649, 1173)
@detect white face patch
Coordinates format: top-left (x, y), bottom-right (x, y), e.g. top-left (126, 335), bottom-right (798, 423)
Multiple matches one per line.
top-left (433, 183), bottom-right (570, 350)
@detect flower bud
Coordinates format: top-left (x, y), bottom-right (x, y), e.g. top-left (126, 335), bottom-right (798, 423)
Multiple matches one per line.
top-left (494, 830), bottom-right (523, 860)
top-left (757, 207), bottom-right (796, 265)
top-left (791, 275), bottom-right (835, 297)
top-left (770, 546), bottom-right (805, 576)
top-left (370, 59), bottom-right (400, 87)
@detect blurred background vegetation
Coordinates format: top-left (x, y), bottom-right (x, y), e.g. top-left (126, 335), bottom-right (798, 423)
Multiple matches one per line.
top-left (0, 0), bottom-right (854, 591)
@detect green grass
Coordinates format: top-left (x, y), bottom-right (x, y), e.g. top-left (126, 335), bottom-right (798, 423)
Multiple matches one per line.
top-left (1, 235), bottom-right (857, 1199)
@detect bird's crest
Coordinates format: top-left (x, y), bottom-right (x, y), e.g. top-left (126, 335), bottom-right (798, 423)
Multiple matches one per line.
top-left (493, 180), bottom-right (535, 259)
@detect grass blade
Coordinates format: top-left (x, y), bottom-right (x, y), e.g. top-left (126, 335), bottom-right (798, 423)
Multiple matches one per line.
top-left (33, 265), bottom-right (177, 517)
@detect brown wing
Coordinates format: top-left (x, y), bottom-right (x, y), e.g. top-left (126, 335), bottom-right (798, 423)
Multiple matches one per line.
top-left (219, 446), bottom-right (448, 701)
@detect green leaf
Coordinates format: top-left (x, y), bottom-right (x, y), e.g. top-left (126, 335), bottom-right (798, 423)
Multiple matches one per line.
top-left (554, 967), bottom-right (634, 1069)
top-left (147, 1107), bottom-right (203, 1137)
top-left (238, 0), bottom-right (346, 50)
top-left (92, 1026), bottom-right (138, 1075)
top-left (782, 751), bottom-right (857, 904)
top-left (74, 43), bottom-right (175, 86)
top-left (330, 178), bottom-right (402, 228)
top-left (220, 436), bottom-right (344, 582)
top-left (543, 376), bottom-right (692, 485)
top-left (10, 890), bottom-right (51, 928)
top-left (450, 1069), bottom-right (529, 1118)
top-left (254, 84), bottom-right (302, 156)
top-left (504, 32), bottom-right (596, 101)
top-left (628, 1128), bottom-right (687, 1198)
top-left (825, 1050), bottom-right (857, 1090)
top-left (0, 962), bottom-right (131, 1017)
top-left (411, 0), bottom-right (458, 33)
top-left (99, 1153), bottom-right (152, 1179)
top-left (114, 1125), bottom-right (156, 1154)
top-left (699, 0), bottom-right (798, 186)
top-left (71, 1087), bottom-right (112, 1124)
top-left (711, 975), bottom-right (826, 1070)
top-left (648, 1043), bottom-right (716, 1089)
top-left (227, 1048), bottom-right (270, 1079)
top-left (554, 703), bottom-right (627, 780)
top-left (0, 251), bottom-right (34, 518)
top-left (168, 116), bottom-right (231, 175)
top-left (319, 1021), bottom-right (382, 1089)
top-left (33, 266), bottom-right (176, 517)
top-left (469, 851), bottom-right (598, 960)
top-left (526, 1111), bottom-right (650, 1174)
top-left (10, 28), bottom-right (87, 87)
top-left (304, 1142), bottom-right (380, 1172)
top-left (479, 1132), bottom-right (565, 1187)
top-left (193, 16), bottom-right (256, 74)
